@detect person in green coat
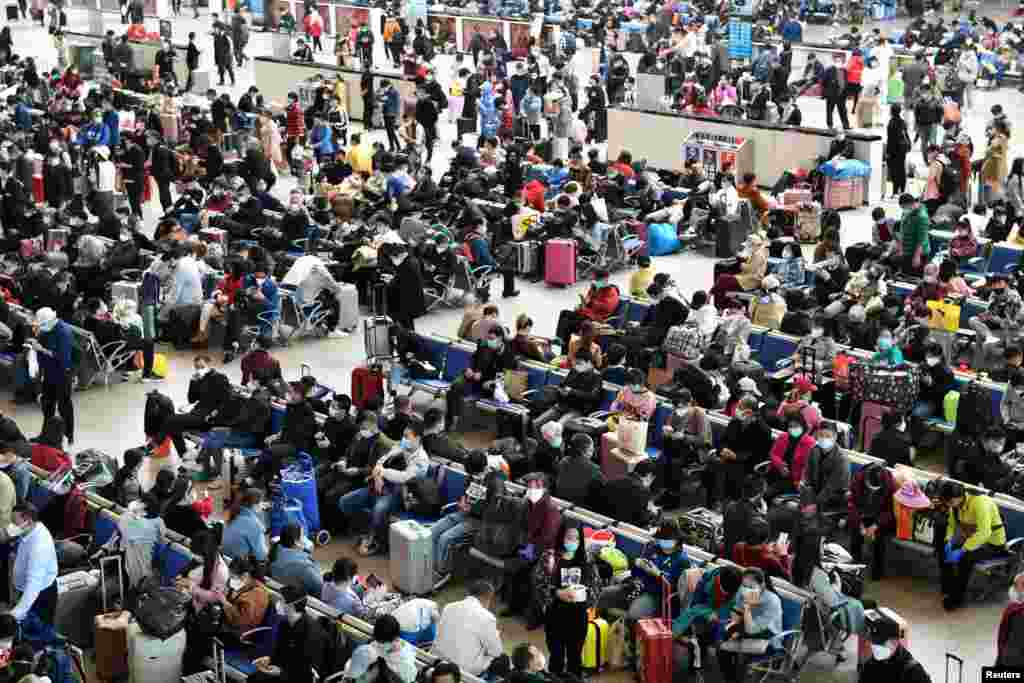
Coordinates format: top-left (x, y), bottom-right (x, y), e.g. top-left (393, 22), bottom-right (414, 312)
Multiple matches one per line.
top-left (279, 8), bottom-right (296, 34)
top-left (899, 193), bottom-right (931, 275)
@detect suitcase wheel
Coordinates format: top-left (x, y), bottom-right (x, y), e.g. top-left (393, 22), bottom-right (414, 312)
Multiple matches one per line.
top-left (316, 529), bottom-right (331, 546)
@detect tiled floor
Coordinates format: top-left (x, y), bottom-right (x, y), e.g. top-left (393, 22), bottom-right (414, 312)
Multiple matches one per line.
top-left (3, 5), bottom-right (1023, 681)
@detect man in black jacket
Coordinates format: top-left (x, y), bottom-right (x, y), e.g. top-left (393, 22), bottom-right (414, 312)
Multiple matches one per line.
top-left (708, 396), bottom-right (773, 507)
top-left (204, 135), bottom-right (225, 189)
top-left (185, 32), bottom-right (200, 93)
top-left (554, 433), bottom-right (605, 507)
top-left (220, 183), bottom-right (266, 239)
top-left (723, 475), bottom-right (769, 560)
top-left (243, 138), bottom-right (274, 193)
top-left (0, 163), bottom-right (28, 235)
top-left (148, 132), bottom-right (177, 213)
top-left (599, 460), bottom-right (655, 527)
top-left (534, 350), bottom-right (603, 428)
top-left (121, 134), bottom-right (146, 218)
top-left (386, 248), bottom-right (426, 331)
top-left (213, 26), bottom-right (235, 87)
top-left (822, 53), bottom-right (850, 131)
top-left (160, 355), bottom-right (234, 458)
top-left (249, 585), bottom-right (330, 683)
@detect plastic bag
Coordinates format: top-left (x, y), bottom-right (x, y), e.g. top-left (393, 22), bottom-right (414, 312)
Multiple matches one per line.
top-left (26, 348), bottom-right (38, 380)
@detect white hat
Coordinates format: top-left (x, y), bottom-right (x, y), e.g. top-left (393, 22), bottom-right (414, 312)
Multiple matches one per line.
top-left (35, 307), bottom-right (57, 332)
top-left (738, 376), bottom-right (761, 396)
top-left (93, 145), bottom-right (110, 160)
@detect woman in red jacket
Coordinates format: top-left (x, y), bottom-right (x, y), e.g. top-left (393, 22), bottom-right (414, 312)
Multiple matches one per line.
top-left (304, 10), bottom-right (324, 52)
top-left (285, 91), bottom-right (306, 165)
top-left (845, 50), bottom-right (865, 113)
top-left (767, 413), bottom-right (816, 501)
top-left (502, 472), bottom-right (563, 629)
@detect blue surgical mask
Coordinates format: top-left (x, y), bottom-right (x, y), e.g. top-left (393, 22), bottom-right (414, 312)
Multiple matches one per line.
top-left (878, 338), bottom-right (892, 351)
top-left (818, 438), bottom-right (835, 451)
top-left (594, 280), bottom-right (608, 289)
top-left (657, 539), bottom-right (676, 552)
top-left (400, 437), bottom-right (416, 451)
top-left (550, 437), bottom-right (563, 448)
top-left (789, 427), bottom-right (803, 438)
top-left (564, 541), bottom-right (579, 554)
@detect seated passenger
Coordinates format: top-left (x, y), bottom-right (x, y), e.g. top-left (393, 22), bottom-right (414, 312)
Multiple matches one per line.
top-left (162, 476), bottom-right (209, 541)
top-left (222, 555), bottom-right (270, 633)
top-left (444, 326), bottom-right (516, 432)
top-left (937, 480), bottom-right (1008, 611)
top-left (708, 396), bottom-right (772, 507)
top-left (556, 270), bottom-right (620, 346)
top-left (554, 434), bottom-right (605, 508)
top-left (766, 413), bottom-right (816, 501)
top-left (801, 421), bottom-right (850, 515)
top-left (610, 368), bottom-right (657, 422)
top-left (749, 275), bottom-right (787, 330)
top-left (534, 421), bottom-right (566, 475)
top-left (710, 234), bottom-right (769, 309)
top-left (432, 580), bottom-right (505, 677)
top-left (103, 497), bottom-right (166, 590)
top-left (600, 460), bottom-right (656, 527)
top-left (673, 564), bottom-right (742, 644)
top-left (346, 615), bottom-right (418, 683)
top-left (777, 375), bottom-right (823, 434)
top-left (731, 521), bottom-right (792, 581)
top-left (270, 523), bottom-right (323, 597)
top-left (599, 522), bottom-right (689, 622)
top-left (534, 350), bottom-right (602, 428)
top-left (431, 470), bottom-right (507, 591)
top-left (221, 488), bottom-right (269, 563)
top-left (871, 328), bottom-right (905, 367)
top-left (322, 557), bottom-right (369, 619)
top-left (509, 315), bottom-right (554, 363)
top-left (716, 568), bottom-right (784, 682)
top-left (337, 423), bottom-right (429, 557)
top-left (250, 585), bottom-right (331, 683)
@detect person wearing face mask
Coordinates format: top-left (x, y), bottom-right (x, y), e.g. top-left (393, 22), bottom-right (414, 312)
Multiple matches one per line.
top-left (748, 274), bottom-right (787, 330)
top-left (716, 567), bottom-right (783, 681)
top-left (1002, 370), bottom-right (1024, 452)
top-left (220, 556), bottom-right (270, 635)
top-left (971, 273), bottom-right (1023, 348)
top-left (532, 522), bottom-right (597, 677)
top-left (269, 522), bottom-right (323, 597)
top-left (250, 585), bottom-right (331, 683)
top-left (159, 354), bottom-right (232, 461)
top-left (621, 274), bottom-right (691, 362)
top-left (102, 496), bottom-right (166, 590)
top-left (322, 557), bottom-right (369, 619)
top-left (445, 327), bottom-right (516, 432)
top-left (30, 308), bottom-right (75, 445)
top-left (723, 475), bottom-right (769, 561)
top-left (912, 340), bottom-right (955, 421)
top-left (871, 328), bottom-right (904, 367)
top-left (708, 396), bottom-right (772, 507)
top-left (846, 463), bottom-right (897, 581)
top-left (766, 414), bottom-right (816, 502)
top-left (553, 434), bottom-right (605, 508)
top-left (997, 572), bottom-right (1024, 667)
top-left (267, 379), bottom-right (320, 459)
top-left (339, 424), bottom-right (430, 557)
top-left (346, 614), bottom-right (417, 683)
top-left (534, 351), bottom-right (603, 430)
top-left (860, 610), bottom-right (929, 683)
top-left (599, 459), bottom-right (657, 527)
top-left (959, 426), bottom-right (1014, 492)
top-left (6, 503), bottom-right (58, 635)
top-left (501, 472), bottom-right (562, 627)
top-left (937, 480), bottom-right (1008, 611)
top-left (896, 193), bottom-right (931, 275)
top-left (800, 421), bottom-right (850, 515)
top-left (385, 246), bottom-right (427, 332)
top-left (42, 138), bottom-right (71, 211)
top-left (221, 489), bottom-right (269, 563)
top-left (658, 389), bottom-right (712, 508)
top-left (866, 411), bottom-right (912, 471)
top-left (610, 368), bottom-right (658, 423)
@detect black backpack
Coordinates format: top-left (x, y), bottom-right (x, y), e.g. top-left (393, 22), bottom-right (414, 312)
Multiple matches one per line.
top-left (403, 477), bottom-right (442, 518)
top-left (780, 310), bottom-right (813, 336)
top-left (821, 208), bottom-right (842, 237)
top-left (665, 363), bottom-right (718, 410)
top-left (476, 494), bottom-right (527, 558)
top-left (955, 381), bottom-right (998, 438)
top-left (318, 615), bottom-right (354, 678)
top-left (144, 390), bottom-right (174, 438)
top-left (938, 159), bottom-right (962, 200)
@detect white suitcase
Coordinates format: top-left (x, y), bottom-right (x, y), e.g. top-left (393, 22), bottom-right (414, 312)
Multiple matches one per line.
top-left (127, 622), bottom-right (186, 683)
top-left (389, 520), bottom-right (434, 596)
top-left (337, 283), bottom-right (359, 331)
top-left (111, 281), bottom-right (140, 305)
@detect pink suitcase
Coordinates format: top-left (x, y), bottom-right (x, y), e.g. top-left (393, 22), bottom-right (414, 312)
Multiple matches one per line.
top-left (601, 431), bottom-right (618, 467)
top-left (859, 401), bottom-right (893, 452)
top-left (545, 239), bottom-right (577, 286)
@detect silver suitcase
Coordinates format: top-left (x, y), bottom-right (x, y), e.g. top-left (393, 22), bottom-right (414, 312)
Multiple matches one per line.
top-left (338, 283), bottom-right (360, 332)
top-left (55, 569), bottom-right (100, 647)
top-left (46, 228), bottom-right (69, 253)
top-left (389, 520), bottom-right (434, 595)
top-left (111, 281), bottom-right (140, 305)
top-left (514, 241), bottom-right (539, 275)
top-left (364, 316), bottom-right (391, 360)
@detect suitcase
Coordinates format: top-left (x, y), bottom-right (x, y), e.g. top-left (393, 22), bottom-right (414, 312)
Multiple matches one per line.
top-left (389, 520), bottom-right (434, 595)
top-left (111, 281), bottom-right (141, 306)
top-left (545, 239), bottom-right (577, 286)
top-left (351, 365), bottom-right (384, 409)
top-left (636, 580), bottom-right (672, 683)
top-left (55, 570), bottom-right (99, 647)
top-left (714, 214), bottom-right (748, 258)
top-left (676, 507), bottom-right (724, 553)
top-left (337, 282), bottom-right (360, 331)
top-left (602, 446), bottom-right (647, 480)
top-left (46, 228), bottom-right (69, 253)
top-left (5, 3), bottom-right (17, 20)
top-left (457, 117), bottom-right (476, 138)
top-left (364, 317), bottom-right (392, 359)
top-left (582, 616), bottom-right (610, 671)
top-left (514, 240), bottom-right (540, 276)
top-left (32, 175), bottom-right (43, 204)
top-left (127, 621), bottom-right (187, 683)
top-left (95, 555), bottom-right (129, 681)
top-left (823, 178), bottom-right (863, 211)
top-left (859, 400), bottom-right (893, 452)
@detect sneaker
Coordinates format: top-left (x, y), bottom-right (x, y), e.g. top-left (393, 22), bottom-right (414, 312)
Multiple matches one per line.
top-left (432, 573), bottom-right (452, 592)
top-left (502, 290), bottom-right (520, 299)
top-left (141, 374), bottom-right (164, 383)
top-left (327, 329), bottom-right (349, 338)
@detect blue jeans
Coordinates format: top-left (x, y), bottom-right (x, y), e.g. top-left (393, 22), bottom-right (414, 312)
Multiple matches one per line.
top-left (338, 487), bottom-right (401, 544)
top-left (431, 512), bottom-right (475, 575)
top-left (912, 400), bottom-right (937, 418)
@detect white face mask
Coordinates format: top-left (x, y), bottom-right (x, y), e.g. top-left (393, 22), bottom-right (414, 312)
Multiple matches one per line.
top-left (871, 644), bottom-right (894, 660)
top-left (811, 327), bottom-right (824, 338)
top-left (128, 502), bottom-right (146, 517)
top-left (1010, 587), bottom-right (1024, 603)
top-left (525, 488), bottom-right (545, 503)
top-left (229, 578), bottom-right (244, 591)
top-left (926, 356), bottom-right (941, 367)
top-left (5, 523), bottom-right (23, 538)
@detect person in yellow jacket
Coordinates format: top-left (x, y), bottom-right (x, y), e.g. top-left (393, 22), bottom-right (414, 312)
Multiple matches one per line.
top-left (937, 480), bottom-right (1008, 611)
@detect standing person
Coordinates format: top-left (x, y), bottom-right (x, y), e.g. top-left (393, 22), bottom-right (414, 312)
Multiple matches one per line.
top-left (214, 26), bottom-right (235, 87)
top-left (848, 463), bottom-right (898, 580)
top-left (379, 80), bottom-right (401, 152)
top-left (578, 75), bottom-right (607, 143)
top-left (887, 104), bottom-right (912, 196)
top-left (901, 52), bottom-right (928, 126)
top-left (957, 45), bottom-right (979, 112)
top-left (30, 309), bottom-right (74, 445)
top-left (185, 32), bottom-right (200, 93)
top-left (91, 145), bottom-right (116, 217)
top-left (898, 193), bottom-right (931, 275)
top-left (845, 49), bottom-right (864, 113)
top-left (149, 131), bottom-right (177, 213)
top-left (533, 523), bottom-right (597, 678)
top-left (860, 613), bottom-right (930, 683)
top-left (8, 503), bottom-right (58, 641)
top-left (981, 119), bottom-right (1010, 206)
top-left (361, 71), bottom-right (375, 130)
top-left (232, 13), bottom-right (250, 67)
top-left (823, 53), bottom-right (850, 131)
top-left (354, 23), bottom-right (374, 68)
top-left (304, 9), bottom-right (323, 52)
top-left (386, 249), bottom-right (426, 331)
top-left (414, 84), bottom-right (439, 164)
top-left (285, 91), bottom-right (306, 166)
top-left (121, 134), bottom-right (146, 218)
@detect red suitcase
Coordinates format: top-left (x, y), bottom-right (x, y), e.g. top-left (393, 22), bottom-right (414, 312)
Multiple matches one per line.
top-left (32, 175), bottom-right (43, 204)
top-left (859, 401), bottom-right (893, 452)
top-left (545, 239), bottom-right (577, 286)
top-left (636, 579), bottom-right (672, 683)
top-left (351, 365), bottom-right (384, 409)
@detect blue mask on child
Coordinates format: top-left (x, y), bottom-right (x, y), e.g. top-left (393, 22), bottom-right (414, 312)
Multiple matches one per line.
top-left (564, 541), bottom-right (579, 554)
top-left (657, 540), bottom-right (676, 551)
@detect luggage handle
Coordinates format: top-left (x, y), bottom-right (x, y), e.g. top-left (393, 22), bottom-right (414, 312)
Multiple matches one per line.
top-left (945, 654), bottom-right (962, 683)
top-left (99, 554), bottom-right (123, 614)
top-left (300, 363), bottom-right (312, 379)
top-left (660, 576), bottom-right (672, 622)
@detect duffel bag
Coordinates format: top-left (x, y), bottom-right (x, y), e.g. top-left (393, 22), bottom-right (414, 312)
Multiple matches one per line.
top-left (132, 584), bottom-right (190, 640)
top-left (849, 363), bottom-right (920, 411)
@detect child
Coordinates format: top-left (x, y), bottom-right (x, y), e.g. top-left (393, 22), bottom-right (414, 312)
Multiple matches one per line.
top-left (950, 215), bottom-right (979, 258)
top-left (630, 256), bottom-right (656, 298)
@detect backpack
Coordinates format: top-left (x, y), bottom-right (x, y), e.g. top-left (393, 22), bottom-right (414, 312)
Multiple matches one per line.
top-left (144, 390), bottom-right (175, 438)
top-left (820, 208), bottom-right (842, 237)
top-left (955, 381), bottom-right (997, 438)
top-left (780, 310), bottom-right (813, 336)
top-left (402, 477), bottom-right (442, 518)
top-left (938, 159), bottom-right (962, 200)
top-left (475, 494), bottom-right (527, 558)
top-left (666, 362), bottom-right (719, 409)
top-left (105, 240), bottom-right (138, 270)
top-left (662, 324), bottom-right (704, 360)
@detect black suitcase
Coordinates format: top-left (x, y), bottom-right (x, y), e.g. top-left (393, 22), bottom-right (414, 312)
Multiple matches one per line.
top-left (715, 214), bottom-right (748, 258)
top-left (5, 4), bottom-right (17, 20)
top-left (457, 117), bottom-right (476, 138)
top-left (713, 257), bottom-right (741, 280)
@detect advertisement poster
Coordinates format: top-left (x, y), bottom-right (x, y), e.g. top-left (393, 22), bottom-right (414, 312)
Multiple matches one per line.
top-left (683, 144), bottom-right (700, 164)
top-left (702, 148), bottom-right (718, 170)
top-left (719, 150), bottom-right (736, 171)
top-left (460, 18), bottom-right (499, 49)
top-left (335, 5), bottom-right (370, 36)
